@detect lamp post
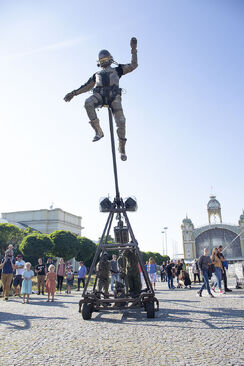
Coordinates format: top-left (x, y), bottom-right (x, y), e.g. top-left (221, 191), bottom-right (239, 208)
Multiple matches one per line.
top-left (164, 227), bottom-right (168, 255)
top-left (161, 231), bottom-right (165, 255)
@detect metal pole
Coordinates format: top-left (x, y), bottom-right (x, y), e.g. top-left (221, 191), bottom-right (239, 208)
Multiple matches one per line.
top-left (164, 227), bottom-right (168, 256)
top-left (161, 231), bottom-right (165, 255)
top-left (108, 108), bottom-right (120, 201)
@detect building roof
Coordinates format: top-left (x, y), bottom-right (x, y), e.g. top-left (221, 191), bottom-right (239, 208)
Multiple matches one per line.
top-left (207, 195), bottom-right (221, 210)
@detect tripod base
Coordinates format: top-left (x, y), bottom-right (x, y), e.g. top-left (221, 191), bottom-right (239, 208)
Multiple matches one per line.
top-left (79, 201), bottom-right (159, 320)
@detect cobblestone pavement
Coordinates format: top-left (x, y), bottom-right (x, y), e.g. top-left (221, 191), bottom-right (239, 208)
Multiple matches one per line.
top-left (1, 280), bottom-right (244, 366)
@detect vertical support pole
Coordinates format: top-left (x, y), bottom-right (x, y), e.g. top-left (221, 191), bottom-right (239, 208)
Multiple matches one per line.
top-left (108, 108), bottom-right (120, 201)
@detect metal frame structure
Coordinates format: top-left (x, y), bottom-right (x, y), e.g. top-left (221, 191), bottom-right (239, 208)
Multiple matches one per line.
top-left (79, 108), bottom-right (159, 319)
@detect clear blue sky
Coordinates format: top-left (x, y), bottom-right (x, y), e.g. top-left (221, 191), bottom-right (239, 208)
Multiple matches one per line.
top-left (0, 0), bottom-right (243, 257)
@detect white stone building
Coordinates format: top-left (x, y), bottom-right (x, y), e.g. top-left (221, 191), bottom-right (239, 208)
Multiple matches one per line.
top-left (1, 208), bottom-right (83, 235)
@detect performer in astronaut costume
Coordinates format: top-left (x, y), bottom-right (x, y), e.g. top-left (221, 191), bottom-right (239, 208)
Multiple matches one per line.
top-left (64, 37), bottom-right (138, 161)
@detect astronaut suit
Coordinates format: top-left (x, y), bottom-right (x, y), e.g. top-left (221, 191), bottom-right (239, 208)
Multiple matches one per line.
top-left (64, 37), bottom-right (138, 161)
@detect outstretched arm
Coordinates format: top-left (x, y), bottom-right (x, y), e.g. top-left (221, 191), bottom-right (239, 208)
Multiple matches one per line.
top-left (64, 74), bottom-right (96, 102)
top-left (117, 37), bottom-right (138, 76)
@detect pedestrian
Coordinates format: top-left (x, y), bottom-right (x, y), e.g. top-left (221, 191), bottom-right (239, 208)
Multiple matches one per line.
top-left (46, 257), bottom-right (53, 272)
top-left (178, 270), bottom-right (192, 288)
top-left (166, 260), bottom-right (175, 289)
top-left (197, 248), bottom-right (214, 298)
top-left (35, 258), bottom-right (46, 295)
top-left (145, 261), bottom-right (148, 272)
top-left (0, 253), bottom-right (16, 300)
top-left (4, 244), bottom-right (14, 261)
top-left (175, 259), bottom-right (183, 287)
top-left (65, 262), bottom-right (74, 294)
top-left (148, 257), bottom-right (157, 290)
top-left (46, 264), bottom-right (57, 302)
top-left (181, 258), bottom-right (186, 271)
top-left (13, 254), bottom-right (25, 297)
top-left (160, 262), bottom-right (166, 282)
top-left (21, 262), bottom-right (34, 304)
top-left (211, 248), bottom-right (224, 294)
top-left (110, 254), bottom-right (119, 292)
top-left (56, 258), bottom-right (66, 294)
top-left (218, 245), bottom-right (232, 292)
top-left (192, 259), bottom-right (201, 284)
top-left (77, 261), bottom-right (87, 291)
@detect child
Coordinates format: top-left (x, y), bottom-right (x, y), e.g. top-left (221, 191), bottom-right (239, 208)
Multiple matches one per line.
top-left (148, 257), bottom-right (157, 290)
top-left (66, 265), bottom-right (74, 294)
top-left (21, 262), bottom-right (34, 304)
top-left (46, 264), bottom-right (57, 302)
top-left (5, 244), bottom-right (14, 261)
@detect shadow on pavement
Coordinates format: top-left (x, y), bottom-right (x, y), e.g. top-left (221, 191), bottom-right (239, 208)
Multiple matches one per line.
top-left (0, 311), bottom-right (67, 331)
top-left (89, 305), bottom-right (244, 331)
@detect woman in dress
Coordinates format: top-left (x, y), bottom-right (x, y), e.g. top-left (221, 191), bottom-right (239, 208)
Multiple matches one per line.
top-left (21, 262), bottom-right (34, 304)
top-left (46, 264), bottom-right (57, 302)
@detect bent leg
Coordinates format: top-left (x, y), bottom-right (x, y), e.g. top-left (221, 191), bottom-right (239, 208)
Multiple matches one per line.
top-left (111, 96), bottom-right (126, 139)
top-left (84, 94), bottom-right (102, 121)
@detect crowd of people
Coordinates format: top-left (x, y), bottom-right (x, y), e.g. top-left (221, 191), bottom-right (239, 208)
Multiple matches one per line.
top-left (0, 243), bottom-right (233, 302)
top-left (0, 246), bottom-right (87, 303)
top-left (156, 245), bottom-right (231, 297)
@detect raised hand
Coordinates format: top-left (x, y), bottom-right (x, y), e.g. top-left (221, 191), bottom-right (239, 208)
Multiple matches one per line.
top-left (130, 37), bottom-right (137, 49)
top-left (64, 92), bottom-right (74, 102)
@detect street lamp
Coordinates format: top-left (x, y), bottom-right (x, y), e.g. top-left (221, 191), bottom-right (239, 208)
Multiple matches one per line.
top-left (164, 227), bottom-right (168, 255)
top-left (161, 231), bottom-right (165, 255)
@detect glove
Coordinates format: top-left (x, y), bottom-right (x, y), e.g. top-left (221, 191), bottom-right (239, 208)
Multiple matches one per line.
top-left (130, 37), bottom-right (137, 50)
top-left (64, 91), bottom-right (75, 102)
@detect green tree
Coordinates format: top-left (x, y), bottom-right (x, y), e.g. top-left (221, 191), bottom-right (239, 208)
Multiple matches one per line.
top-left (50, 230), bottom-right (80, 261)
top-left (23, 226), bottom-right (40, 236)
top-left (75, 237), bottom-right (97, 266)
top-left (141, 251), bottom-right (170, 264)
top-left (19, 233), bottom-right (53, 264)
top-left (0, 223), bottom-right (24, 255)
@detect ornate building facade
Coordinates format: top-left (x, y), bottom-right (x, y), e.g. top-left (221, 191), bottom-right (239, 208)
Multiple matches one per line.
top-left (181, 196), bottom-right (244, 260)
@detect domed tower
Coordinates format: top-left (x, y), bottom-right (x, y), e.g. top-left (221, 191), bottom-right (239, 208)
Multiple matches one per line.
top-left (181, 216), bottom-right (195, 259)
top-left (207, 195), bottom-right (222, 224)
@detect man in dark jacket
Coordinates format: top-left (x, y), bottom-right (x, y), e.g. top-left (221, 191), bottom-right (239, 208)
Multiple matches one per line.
top-left (166, 260), bottom-right (175, 289)
top-left (197, 248), bottom-right (214, 298)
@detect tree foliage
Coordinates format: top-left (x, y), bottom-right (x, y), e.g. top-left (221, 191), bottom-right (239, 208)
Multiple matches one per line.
top-left (50, 230), bottom-right (80, 261)
top-left (19, 233), bottom-right (53, 264)
top-left (75, 237), bottom-right (97, 266)
top-left (141, 251), bottom-right (170, 264)
top-left (0, 223), bottom-right (24, 255)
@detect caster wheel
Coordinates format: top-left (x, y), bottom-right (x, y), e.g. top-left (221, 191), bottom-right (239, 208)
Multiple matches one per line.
top-left (82, 303), bottom-right (93, 320)
top-left (146, 302), bottom-right (155, 318)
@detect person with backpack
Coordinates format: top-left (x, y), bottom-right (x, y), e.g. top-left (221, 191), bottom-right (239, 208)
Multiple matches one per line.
top-left (197, 248), bottom-right (214, 298)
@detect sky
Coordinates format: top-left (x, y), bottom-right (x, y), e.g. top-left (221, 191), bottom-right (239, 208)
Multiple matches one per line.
top-left (0, 0), bottom-right (243, 258)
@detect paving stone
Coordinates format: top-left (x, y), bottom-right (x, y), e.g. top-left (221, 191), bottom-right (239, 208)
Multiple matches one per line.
top-left (0, 281), bottom-right (244, 365)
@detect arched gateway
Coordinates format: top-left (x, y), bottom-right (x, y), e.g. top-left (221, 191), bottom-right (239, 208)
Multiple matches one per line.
top-left (181, 196), bottom-right (244, 260)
